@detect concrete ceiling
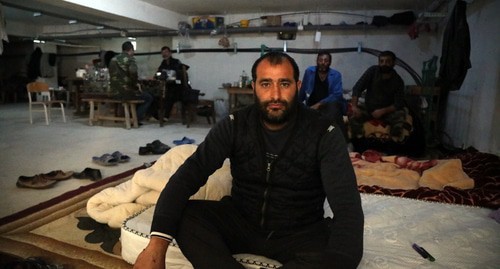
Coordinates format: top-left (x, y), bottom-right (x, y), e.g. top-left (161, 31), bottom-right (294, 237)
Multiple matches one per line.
top-left (0, 0), bottom-right (447, 40)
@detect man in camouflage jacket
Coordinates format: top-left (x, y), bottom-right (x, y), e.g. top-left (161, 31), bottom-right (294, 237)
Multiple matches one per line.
top-left (109, 41), bottom-right (153, 122)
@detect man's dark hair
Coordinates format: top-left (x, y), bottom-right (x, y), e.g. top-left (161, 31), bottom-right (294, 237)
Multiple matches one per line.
top-left (317, 50), bottom-right (332, 62)
top-left (161, 46), bottom-right (171, 52)
top-left (379, 50), bottom-right (396, 61)
top-left (251, 51), bottom-right (300, 82)
top-left (122, 41), bottom-right (134, 51)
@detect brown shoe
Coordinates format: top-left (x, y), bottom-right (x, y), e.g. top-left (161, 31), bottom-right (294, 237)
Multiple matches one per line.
top-left (17, 175), bottom-right (58, 189)
top-left (42, 170), bottom-right (74, 181)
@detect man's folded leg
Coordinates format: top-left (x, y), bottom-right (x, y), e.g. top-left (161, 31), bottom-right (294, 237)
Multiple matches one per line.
top-left (176, 197), bottom-right (258, 269)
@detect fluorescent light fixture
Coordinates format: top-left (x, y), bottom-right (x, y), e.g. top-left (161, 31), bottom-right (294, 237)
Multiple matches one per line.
top-left (96, 26), bottom-right (104, 30)
top-left (33, 12), bottom-right (42, 17)
top-left (127, 37), bottom-right (136, 40)
top-left (68, 20), bottom-right (78, 24)
top-left (33, 39), bottom-right (45, 44)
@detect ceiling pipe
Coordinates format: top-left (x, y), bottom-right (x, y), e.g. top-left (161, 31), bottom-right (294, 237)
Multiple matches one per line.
top-left (38, 24), bottom-right (394, 41)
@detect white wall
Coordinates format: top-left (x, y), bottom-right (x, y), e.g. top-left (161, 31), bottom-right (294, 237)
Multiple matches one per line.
top-left (169, 30), bottom-right (440, 100)
top-left (58, 28), bottom-right (440, 96)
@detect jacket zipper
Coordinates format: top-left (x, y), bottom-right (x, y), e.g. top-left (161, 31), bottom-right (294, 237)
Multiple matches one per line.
top-left (260, 161), bottom-right (272, 228)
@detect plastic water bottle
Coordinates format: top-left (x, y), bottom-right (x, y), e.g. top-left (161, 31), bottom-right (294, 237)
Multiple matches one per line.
top-left (240, 70), bottom-right (248, 88)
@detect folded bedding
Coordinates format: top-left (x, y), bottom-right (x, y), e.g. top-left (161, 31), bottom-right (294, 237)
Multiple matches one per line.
top-left (87, 144), bottom-right (232, 228)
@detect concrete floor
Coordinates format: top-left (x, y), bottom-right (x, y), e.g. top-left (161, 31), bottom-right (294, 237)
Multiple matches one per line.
top-left (0, 103), bottom-right (212, 218)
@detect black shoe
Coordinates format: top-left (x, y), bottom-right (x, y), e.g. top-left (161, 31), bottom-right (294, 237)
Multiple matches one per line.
top-left (139, 146), bottom-right (153, 155)
top-left (73, 168), bottom-right (102, 181)
top-left (149, 140), bottom-right (171, 154)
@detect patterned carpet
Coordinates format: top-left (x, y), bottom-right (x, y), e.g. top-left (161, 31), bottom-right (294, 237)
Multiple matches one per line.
top-left (0, 166), bottom-right (144, 269)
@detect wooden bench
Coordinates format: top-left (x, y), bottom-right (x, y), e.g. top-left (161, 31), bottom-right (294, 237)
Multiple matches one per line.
top-left (82, 98), bottom-right (144, 129)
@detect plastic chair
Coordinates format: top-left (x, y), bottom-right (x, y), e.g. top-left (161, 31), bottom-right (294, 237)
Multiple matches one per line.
top-left (27, 81), bottom-right (67, 125)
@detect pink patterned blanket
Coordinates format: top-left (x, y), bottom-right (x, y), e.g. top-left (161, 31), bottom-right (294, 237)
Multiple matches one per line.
top-left (356, 148), bottom-right (500, 209)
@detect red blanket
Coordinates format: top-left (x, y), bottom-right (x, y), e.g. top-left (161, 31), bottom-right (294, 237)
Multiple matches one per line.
top-left (357, 148), bottom-right (500, 209)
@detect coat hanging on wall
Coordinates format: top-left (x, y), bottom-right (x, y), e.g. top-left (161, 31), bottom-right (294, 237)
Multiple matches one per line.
top-left (27, 47), bottom-right (43, 80)
top-left (438, 0), bottom-right (471, 92)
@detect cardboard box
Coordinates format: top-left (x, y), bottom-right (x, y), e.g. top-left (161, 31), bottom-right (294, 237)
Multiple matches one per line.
top-left (192, 16), bottom-right (224, 29)
top-left (266, 15), bottom-right (281, 26)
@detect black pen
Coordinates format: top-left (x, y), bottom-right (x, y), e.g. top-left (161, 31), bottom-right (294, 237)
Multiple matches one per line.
top-left (412, 243), bottom-right (436, 262)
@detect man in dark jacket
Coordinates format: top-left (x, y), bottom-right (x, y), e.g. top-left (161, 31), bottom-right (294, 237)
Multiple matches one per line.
top-left (134, 52), bottom-right (364, 269)
top-left (350, 50), bottom-right (407, 138)
top-left (155, 46), bottom-right (185, 120)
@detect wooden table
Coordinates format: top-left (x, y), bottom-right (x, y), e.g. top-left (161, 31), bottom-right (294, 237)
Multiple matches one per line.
top-left (68, 78), bottom-right (110, 115)
top-left (224, 87), bottom-right (253, 112)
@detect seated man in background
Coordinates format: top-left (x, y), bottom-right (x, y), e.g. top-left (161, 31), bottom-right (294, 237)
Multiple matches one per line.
top-left (155, 46), bottom-right (186, 121)
top-left (299, 51), bottom-right (348, 141)
top-left (109, 41), bottom-right (153, 123)
top-left (350, 50), bottom-right (409, 139)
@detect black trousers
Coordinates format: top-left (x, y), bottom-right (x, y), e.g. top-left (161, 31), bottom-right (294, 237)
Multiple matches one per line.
top-left (176, 196), bottom-right (330, 269)
top-left (164, 86), bottom-right (184, 118)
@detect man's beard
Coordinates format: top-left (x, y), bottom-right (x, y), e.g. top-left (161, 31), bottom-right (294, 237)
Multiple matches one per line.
top-left (317, 64), bottom-right (329, 73)
top-left (256, 95), bottom-right (297, 125)
top-left (379, 66), bottom-right (393, 74)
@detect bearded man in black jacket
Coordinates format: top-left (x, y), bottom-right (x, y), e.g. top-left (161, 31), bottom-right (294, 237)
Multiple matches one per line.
top-left (134, 52), bottom-right (364, 269)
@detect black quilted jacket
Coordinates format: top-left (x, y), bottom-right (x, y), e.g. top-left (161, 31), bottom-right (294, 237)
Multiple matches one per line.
top-left (152, 104), bottom-right (363, 267)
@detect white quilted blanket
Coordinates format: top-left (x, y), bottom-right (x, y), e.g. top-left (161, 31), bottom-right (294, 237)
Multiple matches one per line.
top-left (87, 144), bottom-right (232, 228)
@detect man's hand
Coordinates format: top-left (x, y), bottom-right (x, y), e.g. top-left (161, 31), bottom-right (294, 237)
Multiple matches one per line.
top-left (310, 103), bottom-right (322, 110)
top-left (371, 105), bottom-right (395, 119)
top-left (351, 105), bottom-right (362, 118)
top-left (133, 237), bottom-right (170, 269)
top-left (371, 108), bottom-right (386, 119)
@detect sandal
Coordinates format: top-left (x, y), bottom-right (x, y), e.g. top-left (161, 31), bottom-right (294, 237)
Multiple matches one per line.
top-left (173, 136), bottom-right (195, 145)
top-left (139, 140), bottom-right (170, 155)
top-left (149, 140), bottom-right (171, 154)
top-left (73, 167), bottom-right (102, 181)
top-left (17, 175), bottom-right (58, 189)
top-left (139, 146), bottom-right (153, 155)
top-left (42, 170), bottom-right (74, 181)
top-left (92, 154), bottom-right (118, 166)
top-left (111, 151), bottom-right (131, 163)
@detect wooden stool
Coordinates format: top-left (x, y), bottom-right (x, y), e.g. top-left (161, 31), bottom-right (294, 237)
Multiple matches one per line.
top-left (82, 98), bottom-right (144, 129)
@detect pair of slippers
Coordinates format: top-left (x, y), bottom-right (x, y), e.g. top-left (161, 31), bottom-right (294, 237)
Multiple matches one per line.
top-left (92, 151), bottom-right (130, 166)
top-left (173, 136), bottom-right (195, 145)
top-left (139, 140), bottom-right (171, 155)
top-left (17, 170), bottom-right (74, 189)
